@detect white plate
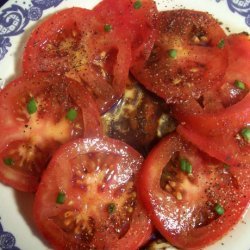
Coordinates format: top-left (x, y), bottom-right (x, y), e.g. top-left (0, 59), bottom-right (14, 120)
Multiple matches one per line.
top-left (0, 0), bottom-right (249, 249)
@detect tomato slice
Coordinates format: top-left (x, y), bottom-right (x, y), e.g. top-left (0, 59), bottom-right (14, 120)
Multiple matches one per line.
top-left (215, 34), bottom-right (250, 108)
top-left (22, 7), bottom-right (131, 113)
top-left (34, 137), bottom-right (152, 249)
top-left (93, 0), bottom-right (158, 65)
top-left (138, 133), bottom-right (250, 249)
top-left (173, 33), bottom-right (250, 114)
top-left (0, 73), bottom-right (102, 192)
top-left (131, 10), bottom-right (228, 103)
top-left (176, 92), bottom-right (250, 167)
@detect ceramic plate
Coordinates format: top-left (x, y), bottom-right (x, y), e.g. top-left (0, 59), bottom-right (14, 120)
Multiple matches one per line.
top-left (0, 0), bottom-right (249, 249)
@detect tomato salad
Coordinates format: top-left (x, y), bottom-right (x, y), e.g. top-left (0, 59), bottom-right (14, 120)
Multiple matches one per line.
top-left (0, 0), bottom-right (250, 249)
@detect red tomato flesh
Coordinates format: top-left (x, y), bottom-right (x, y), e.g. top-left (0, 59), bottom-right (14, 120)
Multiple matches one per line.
top-left (216, 34), bottom-right (250, 108)
top-left (34, 137), bottom-right (152, 249)
top-left (131, 10), bottom-right (228, 104)
top-left (177, 34), bottom-right (250, 113)
top-left (22, 7), bottom-right (132, 113)
top-left (175, 90), bottom-right (250, 167)
top-left (93, 0), bottom-right (158, 65)
top-left (0, 73), bottom-right (101, 192)
top-left (137, 133), bottom-right (250, 249)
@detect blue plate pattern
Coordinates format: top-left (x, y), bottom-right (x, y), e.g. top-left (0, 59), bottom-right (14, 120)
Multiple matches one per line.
top-left (226, 0), bottom-right (250, 26)
top-left (0, 221), bottom-right (20, 250)
top-left (0, 0), bottom-right (63, 61)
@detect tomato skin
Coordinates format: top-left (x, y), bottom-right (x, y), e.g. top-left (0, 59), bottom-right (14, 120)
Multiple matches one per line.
top-left (131, 10), bottom-right (228, 104)
top-left (34, 137), bottom-right (152, 250)
top-left (0, 73), bottom-right (102, 192)
top-left (137, 133), bottom-right (250, 249)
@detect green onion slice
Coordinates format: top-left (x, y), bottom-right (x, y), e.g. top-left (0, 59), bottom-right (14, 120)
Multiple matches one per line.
top-left (234, 80), bottom-right (246, 90)
top-left (168, 49), bottom-right (177, 59)
top-left (3, 157), bottom-right (13, 166)
top-left (214, 203), bottom-right (224, 215)
top-left (217, 39), bottom-right (225, 49)
top-left (27, 97), bottom-right (37, 115)
top-left (133, 0), bottom-right (142, 9)
top-left (180, 158), bottom-right (192, 174)
top-left (66, 108), bottom-right (78, 121)
top-left (56, 192), bottom-right (66, 204)
top-left (240, 127), bottom-right (250, 142)
top-left (107, 203), bottom-right (116, 214)
top-left (104, 24), bottom-right (112, 32)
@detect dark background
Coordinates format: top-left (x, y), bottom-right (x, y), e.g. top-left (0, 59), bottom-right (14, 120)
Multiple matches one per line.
top-left (0, 0), bottom-right (8, 8)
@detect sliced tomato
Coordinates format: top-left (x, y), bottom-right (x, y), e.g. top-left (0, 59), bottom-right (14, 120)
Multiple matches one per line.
top-left (131, 10), bottom-right (228, 103)
top-left (215, 33), bottom-right (250, 108)
top-left (175, 89), bottom-right (250, 166)
top-left (93, 0), bottom-right (158, 65)
top-left (183, 33), bottom-right (250, 114)
top-left (34, 137), bottom-right (152, 249)
top-left (22, 7), bottom-right (131, 113)
top-left (173, 33), bottom-right (250, 114)
top-left (138, 133), bottom-right (250, 249)
top-left (0, 73), bottom-right (102, 192)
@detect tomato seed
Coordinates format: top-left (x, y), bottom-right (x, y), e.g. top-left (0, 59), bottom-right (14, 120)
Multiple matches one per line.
top-left (169, 181), bottom-right (177, 188)
top-left (64, 218), bottom-right (72, 226)
top-left (165, 184), bottom-right (172, 192)
top-left (64, 211), bottom-right (74, 218)
top-left (200, 36), bottom-right (208, 42)
top-left (192, 36), bottom-right (200, 43)
top-left (176, 192), bottom-right (183, 200)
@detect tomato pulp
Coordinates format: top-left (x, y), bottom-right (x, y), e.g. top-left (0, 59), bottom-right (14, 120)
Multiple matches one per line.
top-left (0, 73), bottom-right (101, 192)
top-left (34, 137), bottom-right (152, 249)
top-left (138, 134), bottom-right (250, 249)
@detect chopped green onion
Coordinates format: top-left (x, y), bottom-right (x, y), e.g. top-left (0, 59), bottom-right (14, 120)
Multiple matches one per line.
top-left (168, 49), bottom-right (177, 59)
top-left (217, 39), bottom-right (225, 49)
top-left (223, 164), bottom-right (230, 169)
top-left (240, 127), bottom-right (250, 142)
top-left (133, 0), bottom-right (142, 9)
top-left (66, 108), bottom-right (78, 121)
top-left (104, 24), bottom-right (112, 32)
top-left (56, 192), bottom-right (66, 204)
top-left (214, 203), bottom-right (224, 215)
top-left (107, 203), bottom-right (116, 214)
top-left (27, 97), bottom-right (37, 115)
top-left (180, 158), bottom-right (192, 174)
top-left (234, 80), bottom-right (246, 90)
top-left (3, 157), bottom-right (13, 166)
